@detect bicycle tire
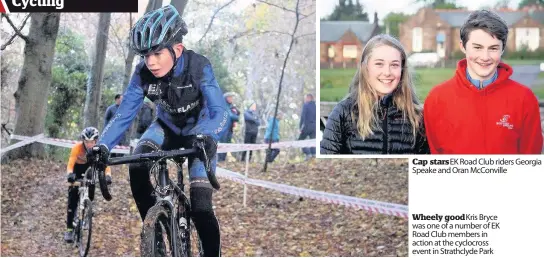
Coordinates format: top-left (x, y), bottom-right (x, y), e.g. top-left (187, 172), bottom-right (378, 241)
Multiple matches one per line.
top-left (78, 199), bottom-right (93, 257)
top-left (84, 168), bottom-right (96, 201)
top-left (188, 219), bottom-right (204, 257)
top-left (97, 166), bottom-right (112, 201)
top-left (141, 205), bottom-right (174, 257)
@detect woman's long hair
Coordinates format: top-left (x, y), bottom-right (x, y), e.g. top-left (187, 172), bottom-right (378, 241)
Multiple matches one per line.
top-left (348, 34), bottom-right (422, 140)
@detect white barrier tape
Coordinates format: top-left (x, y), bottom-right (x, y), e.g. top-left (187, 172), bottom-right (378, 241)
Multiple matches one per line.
top-left (5, 135), bottom-right (405, 218)
top-left (10, 135), bottom-right (130, 154)
top-left (12, 134), bottom-right (316, 154)
top-left (217, 139), bottom-right (315, 153)
top-left (1, 134), bottom-right (45, 155)
top-left (215, 168), bottom-right (408, 219)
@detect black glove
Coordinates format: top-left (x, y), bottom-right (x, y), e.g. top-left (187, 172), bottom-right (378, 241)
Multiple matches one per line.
top-left (105, 175), bottom-right (112, 185)
top-left (192, 134), bottom-right (217, 162)
top-left (91, 144), bottom-right (110, 165)
top-left (67, 173), bottom-right (76, 183)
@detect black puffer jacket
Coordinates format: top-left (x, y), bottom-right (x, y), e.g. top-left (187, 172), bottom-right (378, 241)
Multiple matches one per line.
top-left (320, 96), bottom-right (430, 154)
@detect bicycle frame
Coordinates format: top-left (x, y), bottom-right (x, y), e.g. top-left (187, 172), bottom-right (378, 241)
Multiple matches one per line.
top-left (107, 147), bottom-right (210, 256)
top-left (153, 158), bottom-right (192, 257)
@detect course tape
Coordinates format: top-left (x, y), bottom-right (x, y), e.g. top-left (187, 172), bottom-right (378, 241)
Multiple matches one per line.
top-left (1, 134), bottom-right (44, 155)
top-left (216, 168), bottom-right (409, 219)
top-left (5, 135), bottom-right (406, 218)
top-left (217, 139), bottom-right (315, 153)
top-left (10, 135), bottom-right (316, 154)
top-left (10, 135), bottom-right (130, 154)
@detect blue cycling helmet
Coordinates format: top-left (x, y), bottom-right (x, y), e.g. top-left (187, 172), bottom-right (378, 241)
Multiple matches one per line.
top-left (130, 5), bottom-right (188, 56)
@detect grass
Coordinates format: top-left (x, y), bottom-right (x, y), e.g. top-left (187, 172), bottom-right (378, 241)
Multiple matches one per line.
top-left (320, 68), bottom-right (455, 102)
top-left (532, 72), bottom-right (544, 99)
top-left (321, 66), bottom-right (544, 101)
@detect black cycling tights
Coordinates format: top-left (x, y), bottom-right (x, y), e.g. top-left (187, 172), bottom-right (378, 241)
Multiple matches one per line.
top-left (129, 144), bottom-right (221, 257)
top-left (66, 163), bottom-right (95, 229)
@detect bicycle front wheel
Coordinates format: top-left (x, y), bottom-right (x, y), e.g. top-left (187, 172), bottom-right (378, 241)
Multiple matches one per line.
top-left (141, 205), bottom-right (175, 257)
top-left (177, 197), bottom-right (203, 257)
top-left (97, 167), bottom-right (112, 201)
top-left (77, 199), bottom-right (93, 257)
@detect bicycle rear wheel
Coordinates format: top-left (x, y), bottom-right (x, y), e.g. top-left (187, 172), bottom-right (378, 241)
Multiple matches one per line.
top-left (141, 205), bottom-right (175, 257)
top-left (77, 199), bottom-right (93, 257)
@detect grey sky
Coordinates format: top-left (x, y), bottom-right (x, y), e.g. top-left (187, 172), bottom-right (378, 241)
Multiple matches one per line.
top-left (319, 0), bottom-right (523, 22)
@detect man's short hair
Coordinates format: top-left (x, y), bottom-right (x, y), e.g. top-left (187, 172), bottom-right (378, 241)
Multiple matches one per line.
top-left (306, 93), bottom-right (314, 100)
top-left (460, 10), bottom-right (508, 49)
top-left (114, 94), bottom-right (122, 100)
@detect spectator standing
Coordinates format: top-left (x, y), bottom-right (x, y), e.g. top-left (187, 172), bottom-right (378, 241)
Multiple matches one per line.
top-left (299, 93), bottom-right (316, 160)
top-left (240, 102), bottom-right (260, 162)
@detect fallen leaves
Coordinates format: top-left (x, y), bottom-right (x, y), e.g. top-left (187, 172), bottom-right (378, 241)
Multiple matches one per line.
top-left (1, 158), bottom-right (408, 257)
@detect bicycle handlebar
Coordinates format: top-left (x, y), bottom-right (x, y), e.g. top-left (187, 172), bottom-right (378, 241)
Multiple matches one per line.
top-left (107, 148), bottom-right (197, 165)
top-left (107, 147), bottom-right (220, 190)
top-left (66, 179), bottom-right (83, 187)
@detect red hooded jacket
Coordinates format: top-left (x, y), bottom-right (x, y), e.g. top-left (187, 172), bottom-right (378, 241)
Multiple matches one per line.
top-left (424, 59), bottom-right (543, 154)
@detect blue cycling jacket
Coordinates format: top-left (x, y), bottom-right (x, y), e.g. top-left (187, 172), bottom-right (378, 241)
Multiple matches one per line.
top-left (99, 50), bottom-right (229, 151)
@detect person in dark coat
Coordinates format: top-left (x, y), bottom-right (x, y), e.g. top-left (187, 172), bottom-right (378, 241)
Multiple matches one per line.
top-left (218, 92), bottom-right (240, 161)
top-left (134, 97), bottom-right (155, 139)
top-left (298, 94), bottom-right (316, 160)
top-left (104, 94), bottom-right (127, 146)
top-left (240, 102), bottom-right (259, 162)
top-left (320, 34), bottom-right (429, 154)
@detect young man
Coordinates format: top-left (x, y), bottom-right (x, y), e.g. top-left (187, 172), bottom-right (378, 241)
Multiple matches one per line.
top-left (424, 10), bottom-right (543, 154)
top-left (90, 5), bottom-right (228, 256)
top-left (299, 94), bottom-right (316, 160)
top-left (64, 127), bottom-right (112, 243)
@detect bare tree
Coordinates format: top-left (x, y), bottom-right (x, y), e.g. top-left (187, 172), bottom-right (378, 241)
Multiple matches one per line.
top-left (262, 0), bottom-right (304, 171)
top-left (83, 13), bottom-right (112, 127)
top-left (171, 0), bottom-right (189, 16)
top-left (5, 13), bottom-right (61, 160)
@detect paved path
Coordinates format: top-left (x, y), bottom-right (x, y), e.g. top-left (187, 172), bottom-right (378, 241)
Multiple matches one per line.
top-left (510, 65), bottom-right (541, 88)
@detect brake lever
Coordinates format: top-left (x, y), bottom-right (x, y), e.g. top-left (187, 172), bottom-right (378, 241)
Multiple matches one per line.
top-left (195, 140), bottom-right (211, 173)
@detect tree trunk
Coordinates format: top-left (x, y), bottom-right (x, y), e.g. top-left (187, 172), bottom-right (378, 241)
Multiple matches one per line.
top-left (122, 0), bottom-right (165, 93)
top-left (83, 13), bottom-right (112, 128)
top-left (123, 0), bottom-right (165, 140)
top-left (171, 0), bottom-right (189, 15)
top-left (8, 13), bottom-right (61, 160)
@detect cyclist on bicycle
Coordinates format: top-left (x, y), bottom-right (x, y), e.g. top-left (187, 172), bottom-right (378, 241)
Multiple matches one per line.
top-left (91, 5), bottom-right (228, 256)
top-left (64, 127), bottom-right (112, 243)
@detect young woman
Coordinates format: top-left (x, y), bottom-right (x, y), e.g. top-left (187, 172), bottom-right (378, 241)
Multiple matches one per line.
top-left (321, 34), bottom-right (429, 154)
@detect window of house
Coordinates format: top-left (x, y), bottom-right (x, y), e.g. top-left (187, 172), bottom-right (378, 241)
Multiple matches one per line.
top-left (515, 27), bottom-right (540, 51)
top-left (342, 45), bottom-right (357, 58)
top-left (412, 27), bottom-right (423, 52)
top-left (328, 45), bottom-right (335, 58)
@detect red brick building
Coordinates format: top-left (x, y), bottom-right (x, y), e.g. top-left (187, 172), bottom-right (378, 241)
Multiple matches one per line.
top-left (399, 8), bottom-right (544, 59)
top-left (320, 14), bottom-right (380, 68)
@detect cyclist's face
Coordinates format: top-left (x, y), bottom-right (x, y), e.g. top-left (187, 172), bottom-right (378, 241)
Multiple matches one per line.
top-left (144, 44), bottom-right (183, 78)
top-left (84, 140), bottom-right (96, 149)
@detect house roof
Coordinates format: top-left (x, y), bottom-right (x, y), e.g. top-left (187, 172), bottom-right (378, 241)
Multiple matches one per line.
top-left (436, 10), bottom-right (544, 27)
top-left (320, 21), bottom-right (376, 42)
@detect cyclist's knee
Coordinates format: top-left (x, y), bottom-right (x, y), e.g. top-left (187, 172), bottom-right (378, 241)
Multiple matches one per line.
top-left (190, 185), bottom-right (214, 214)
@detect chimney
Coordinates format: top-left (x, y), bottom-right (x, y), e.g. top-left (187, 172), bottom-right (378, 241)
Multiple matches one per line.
top-left (374, 12), bottom-right (378, 24)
